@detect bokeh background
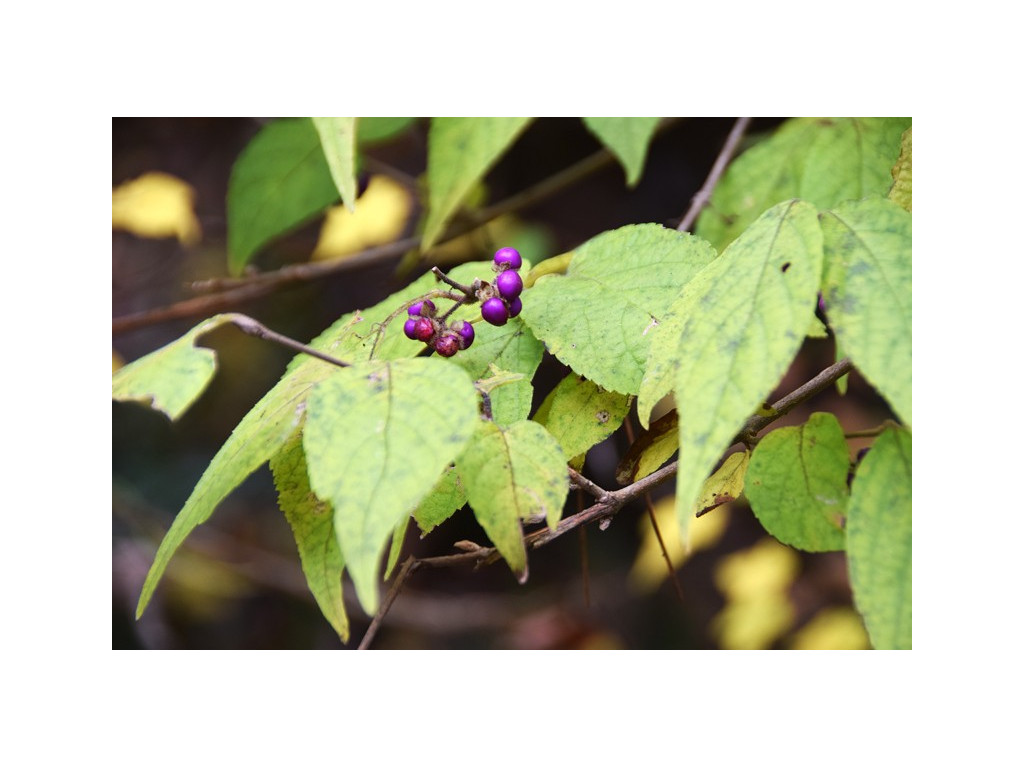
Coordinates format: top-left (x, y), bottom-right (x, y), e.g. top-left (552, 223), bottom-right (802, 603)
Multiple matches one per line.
top-left (113, 117), bottom-right (891, 649)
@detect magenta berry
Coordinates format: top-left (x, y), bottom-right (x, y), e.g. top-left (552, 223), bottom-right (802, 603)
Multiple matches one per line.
top-left (413, 316), bottom-right (435, 342)
top-left (434, 333), bottom-right (460, 357)
top-left (481, 297), bottom-right (509, 326)
top-left (403, 318), bottom-right (420, 340)
top-left (507, 296), bottom-right (523, 318)
top-left (493, 247), bottom-right (522, 271)
top-left (453, 320), bottom-right (475, 349)
top-left (495, 269), bottom-right (523, 300)
top-left (408, 299), bottom-right (436, 318)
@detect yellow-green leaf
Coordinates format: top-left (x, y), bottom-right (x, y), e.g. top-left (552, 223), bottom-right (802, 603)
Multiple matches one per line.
top-left (820, 197), bottom-right (911, 426)
top-left (640, 200), bottom-right (824, 547)
top-left (582, 117), bottom-right (661, 187)
top-left (847, 426), bottom-right (911, 649)
top-left (888, 127), bottom-right (912, 212)
top-left (534, 372), bottom-right (632, 460)
top-left (270, 429), bottom-right (349, 642)
top-left (421, 117), bottom-right (533, 250)
top-left (303, 358), bottom-right (479, 614)
top-left (112, 314), bottom-right (236, 420)
top-left (312, 117), bottom-right (358, 211)
top-left (457, 420), bottom-right (569, 581)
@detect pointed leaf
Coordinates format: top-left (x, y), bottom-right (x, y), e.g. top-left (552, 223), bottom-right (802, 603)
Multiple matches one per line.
top-left (270, 429), bottom-right (349, 641)
top-left (385, 515), bottom-right (410, 580)
top-left (358, 117), bottom-right (418, 145)
top-left (312, 117), bottom-right (358, 211)
top-left (413, 466), bottom-right (466, 536)
top-left (521, 224), bottom-right (716, 395)
top-left (640, 200), bottom-right (824, 546)
top-left (745, 412), bottom-right (848, 552)
top-left (227, 117), bottom-right (338, 275)
top-left (821, 198), bottom-right (911, 425)
top-left (695, 451), bottom-right (749, 517)
top-left (421, 117), bottom-right (533, 250)
top-left (582, 117), bottom-right (661, 186)
top-left (888, 127), bottom-right (912, 212)
top-left (847, 426), bottom-right (911, 649)
top-left (534, 372), bottom-right (631, 459)
top-left (112, 314), bottom-right (237, 420)
top-left (457, 420), bottom-right (569, 580)
top-left (303, 358), bottom-right (478, 614)
top-left (696, 117), bottom-right (911, 251)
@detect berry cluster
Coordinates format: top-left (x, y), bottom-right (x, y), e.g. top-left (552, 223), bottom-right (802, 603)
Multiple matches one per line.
top-left (480, 247), bottom-right (524, 327)
top-left (402, 299), bottom-right (475, 358)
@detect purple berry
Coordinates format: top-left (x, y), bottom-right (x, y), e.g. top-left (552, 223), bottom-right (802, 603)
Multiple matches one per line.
top-left (507, 296), bottom-right (522, 318)
top-left (481, 297), bottom-right (509, 326)
top-left (408, 299), bottom-right (436, 318)
top-left (434, 333), bottom-right (460, 357)
top-left (453, 320), bottom-right (475, 349)
top-left (495, 269), bottom-right (523, 300)
top-left (413, 316), bottom-right (435, 342)
top-left (493, 247), bottom-right (522, 271)
top-left (403, 318), bottom-right (420, 340)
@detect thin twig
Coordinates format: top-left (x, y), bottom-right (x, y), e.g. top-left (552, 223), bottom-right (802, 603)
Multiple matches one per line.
top-left (358, 557), bottom-right (422, 650)
top-left (225, 313), bottom-right (351, 369)
top-left (623, 416), bottom-right (685, 604)
top-left (677, 117), bottom-right (752, 232)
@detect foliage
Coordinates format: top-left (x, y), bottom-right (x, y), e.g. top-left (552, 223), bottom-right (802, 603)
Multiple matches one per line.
top-left (113, 117), bottom-right (912, 649)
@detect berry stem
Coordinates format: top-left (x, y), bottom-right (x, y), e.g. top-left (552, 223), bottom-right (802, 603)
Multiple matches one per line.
top-left (431, 266), bottom-right (478, 299)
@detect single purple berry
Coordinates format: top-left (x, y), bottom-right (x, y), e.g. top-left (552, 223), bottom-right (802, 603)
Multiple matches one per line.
top-left (403, 318), bottom-right (420, 340)
top-left (493, 247), bottom-right (522, 271)
top-left (453, 320), bottom-right (475, 349)
top-left (408, 299), bottom-right (436, 318)
top-left (495, 269), bottom-right (523, 300)
top-left (413, 316), bottom-right (435, 342)
top-left (481, 297), bottom-right (509, 326)
top-left (434, 333), bottom-right (460, 357)
top-left (507, 296), bottom-right (522, 318)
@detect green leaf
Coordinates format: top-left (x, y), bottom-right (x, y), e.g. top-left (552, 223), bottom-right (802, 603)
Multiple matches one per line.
top-left (112, 313), bottom-right (237, 420)
top-left (385, 515), bottom-right (410, 580)
top-left (413, 466), bottom-right (466, 536)
top-left (582, 117), bottom-right (661, 187)
top-left (847, 426), bottom-right (911, 649)
top-left (421, 117), bottom-right (533, 250)
top-left (888, 127), bottom-right (912, 212)
top-left (820, 197), bottom-right (912, 426)
top-left (696, 117), bottom-right (911, 251)
top-left (312, 117), bottom-right (358, 211)
top-left (358, 117), bottom-right (418, 145)
top-left (457, 420), bottom-right (569, 581)
top-left (533, 372), bottom-right (632, 459)
top-left (270, 428), bottom-right (349, 642)
top-left (640, 200), bottom-right (824, 546)
top-left (227, 117), bottom-right (338, 275)
top-left (745, 412), bottom-right (848, 552)
top-left (521, 224), bottom-right (716, 395)
top-left (303, 358), bottom-right (478, 614)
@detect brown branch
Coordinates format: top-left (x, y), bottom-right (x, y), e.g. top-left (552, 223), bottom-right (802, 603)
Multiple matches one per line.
top-left (677, 117), bottom-right (752, 232)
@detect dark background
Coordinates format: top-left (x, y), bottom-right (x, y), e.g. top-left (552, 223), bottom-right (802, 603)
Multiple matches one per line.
top-left (113, 117), bottom-right (890, 649)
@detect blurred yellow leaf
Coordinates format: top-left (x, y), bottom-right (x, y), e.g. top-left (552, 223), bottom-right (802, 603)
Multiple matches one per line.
top-left (790, 607), bottom-right (871, 650)
top-left (714, 536), bottom-right (799, 600)
top-left (312, 174), bottom-right (412, 260)
top-left (711, 537), bottom-right (800, 649)
top-left (712, 595), bottom-right (795, 650)
top-left (628, 494), bottom-right (729, 594)
top-left (112, 171), bottom-right (201, 245)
